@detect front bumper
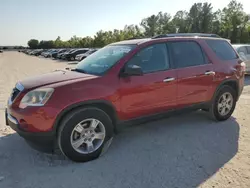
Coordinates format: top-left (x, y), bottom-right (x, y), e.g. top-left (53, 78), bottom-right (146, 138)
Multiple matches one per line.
top-left (5, 109), bottom-right (55, 152)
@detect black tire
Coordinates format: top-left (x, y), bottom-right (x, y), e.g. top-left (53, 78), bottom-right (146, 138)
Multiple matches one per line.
top-left (57, 107), bottom-right (114, 162)
top-left (209, 85), bottom-right (237, 121)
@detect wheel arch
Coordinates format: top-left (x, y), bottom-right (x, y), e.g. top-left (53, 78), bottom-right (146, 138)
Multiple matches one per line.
top-left (212, 79), bottom-right (239, 102)
top-left (53, 100), bottom-right (119, 134)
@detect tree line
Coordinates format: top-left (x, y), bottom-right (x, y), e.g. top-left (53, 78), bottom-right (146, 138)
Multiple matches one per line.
top-left (28, 0), bottom-right (250, 49)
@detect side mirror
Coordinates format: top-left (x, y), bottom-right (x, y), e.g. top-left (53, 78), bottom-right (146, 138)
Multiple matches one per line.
top-left (123, 64), bottom-right (143, 76)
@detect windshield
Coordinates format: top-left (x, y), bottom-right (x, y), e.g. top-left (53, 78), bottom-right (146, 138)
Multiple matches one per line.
top-left (77, 49), bottom-right (89, 54)
top-left (75, 45), bottom-right (136, 75)
top-left (69, 49), bottom-right (78, 54)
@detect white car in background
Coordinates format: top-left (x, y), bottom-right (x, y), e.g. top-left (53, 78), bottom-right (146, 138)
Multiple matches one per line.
top-left (232, 44), bottom-right (250, 74)
top-left (75, 49), bottom-right (99, 61)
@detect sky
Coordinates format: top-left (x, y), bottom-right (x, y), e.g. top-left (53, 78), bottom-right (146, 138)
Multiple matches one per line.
top-left (0, 0), bottom-right (250, 46)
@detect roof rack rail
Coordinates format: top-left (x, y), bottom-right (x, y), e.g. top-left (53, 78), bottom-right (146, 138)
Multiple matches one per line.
top-left (152, 33), bottom-right (221, 39)
top-left (127, 37), bottom-right (144, 40)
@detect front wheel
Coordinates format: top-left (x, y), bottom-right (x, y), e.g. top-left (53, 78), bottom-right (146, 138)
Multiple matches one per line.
top-left (57, 108), bottom-right (114, 162)
top-left (209, 86), bottom-right (236, 121)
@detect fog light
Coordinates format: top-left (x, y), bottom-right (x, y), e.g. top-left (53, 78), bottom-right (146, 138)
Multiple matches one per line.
top-left (19, 119), bottom-right (29, 130)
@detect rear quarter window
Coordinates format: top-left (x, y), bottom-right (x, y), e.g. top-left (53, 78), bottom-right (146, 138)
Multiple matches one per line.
top-left (246, 46), bottom-right (250, 54)
top-left (240, 47), bottom-right (248, 54)
top-left (206, 39), bottom-right (238, 60)
top-left (169, 41), bottom-right (206, 68)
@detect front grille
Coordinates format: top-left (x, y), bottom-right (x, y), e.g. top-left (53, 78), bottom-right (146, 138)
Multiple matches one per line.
top-left (11, 87), bottom-right (21, 102)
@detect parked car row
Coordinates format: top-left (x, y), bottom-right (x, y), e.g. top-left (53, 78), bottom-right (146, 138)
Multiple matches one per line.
top-left (20, 48), bottom-right (99, 61)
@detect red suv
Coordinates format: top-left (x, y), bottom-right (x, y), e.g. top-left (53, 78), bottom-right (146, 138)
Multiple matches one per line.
top-left (6, 33), bottom-right (245, 162)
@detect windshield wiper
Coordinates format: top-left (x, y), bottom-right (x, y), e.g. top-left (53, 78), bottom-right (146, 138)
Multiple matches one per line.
top-left (70, 68), bottom-right (87, 74)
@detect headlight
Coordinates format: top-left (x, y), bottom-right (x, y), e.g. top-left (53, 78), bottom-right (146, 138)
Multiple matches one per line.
top-left (19, 88), bottom-right (54, 109)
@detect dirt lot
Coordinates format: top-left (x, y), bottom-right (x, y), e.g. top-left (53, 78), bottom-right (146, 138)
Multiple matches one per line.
top-left (0, 51), bottom-right (250, 188)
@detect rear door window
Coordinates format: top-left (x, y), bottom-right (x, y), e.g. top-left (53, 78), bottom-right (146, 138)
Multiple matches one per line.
top-left (169, 41), bottom-right (206, 68)
top-left (238, 46), bottom-right (248, 54)
top-left (206, 40), bottom-right (238, 60)
top-left (246, 46), bottom-right (250, 55)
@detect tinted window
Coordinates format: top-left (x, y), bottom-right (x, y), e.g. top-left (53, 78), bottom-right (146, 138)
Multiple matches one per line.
top-left (169, 41), bottom-right (205, 68)
top-left (79, 50), bottom-right (88, 53)
top-left (238, 47), bottom-right (248, 54)
top-left (126, 43), bottom-right (170, 73)
top-left (206, 40), bottom-right (237, 60)
top-left (246, 46), bottom-right (250, 54)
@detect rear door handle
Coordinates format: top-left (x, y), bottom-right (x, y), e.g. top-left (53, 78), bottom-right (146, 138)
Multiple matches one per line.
top-left (163, 77), bottom-right (175, 83)
top-left (205, 71), bottom-right (215, 75)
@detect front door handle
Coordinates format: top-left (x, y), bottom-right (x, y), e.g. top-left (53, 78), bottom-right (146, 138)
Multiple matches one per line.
top-left (205, 71), bottom-right (215, 76)
top-left (163, 77), bottom-right (175, 83)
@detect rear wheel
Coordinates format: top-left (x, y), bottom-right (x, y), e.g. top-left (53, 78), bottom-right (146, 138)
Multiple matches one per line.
top-left (209, 86), bottom-right (236, 121)
top-left (57, 108), bottom-right (114, 162)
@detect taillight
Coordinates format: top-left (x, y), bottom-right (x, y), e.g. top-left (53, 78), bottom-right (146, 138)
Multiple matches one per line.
top-left (240, 62), bottom-right (246, 72)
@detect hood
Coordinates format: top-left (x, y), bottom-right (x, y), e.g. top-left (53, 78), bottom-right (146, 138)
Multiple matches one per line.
top-left (20, 70), bottom-right (97, 90)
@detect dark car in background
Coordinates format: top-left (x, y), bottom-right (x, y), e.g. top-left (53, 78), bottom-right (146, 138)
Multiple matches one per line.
top-left (75, 49), bottom-right (99, 61)
top-left (59, 49), bottom-right (76, 59)
top-left (50, 49), bottom-right (67, 58)
top-left (44, 49), bottom-right (59, 58)
top-left (64, 49), bottom-right (90, 61)
top-left (32, 49), bottom-right (44, 56)
top-left (22, 48), bottom-right (99, 63)
top-left (41, 49), bottom-right (52, 57)
top-left (41, 49), bottom-right (55, 57)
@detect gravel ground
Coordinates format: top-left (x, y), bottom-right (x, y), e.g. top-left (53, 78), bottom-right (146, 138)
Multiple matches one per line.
top-left (0, 51), bottom-right (250, 188)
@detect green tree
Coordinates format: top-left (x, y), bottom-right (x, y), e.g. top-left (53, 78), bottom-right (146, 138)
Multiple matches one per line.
top-left (26, 0), bottom-right (250, 47)
top-left (221, 0), bottom-right (249, 43)
top-left (172, 11), bottom-right (189, 33)
top-left (80, 36), bottom-right (94, 48)
top-left (188, 3), bottom-right (202, 32)
top-left (38, 40), bottom-right (55, 49)
top-left (200, 3), bottom-right (214, 33)
top-left (54, 36), bottom-right (63, 48)
top-left (157, 12), bottom-right (174, 34)
top-left (141, 14), bottom-right (160, 37)
top-left (68, 35), bottom-right (82, 47)
top-left (93, 30), bottom-right (106, 47)
top-left (211, 10), bottom-right (223, 35)
top-left (188, 3), bottom-right (214, 33)
top-left (27, 39), bottom-right (39, 49)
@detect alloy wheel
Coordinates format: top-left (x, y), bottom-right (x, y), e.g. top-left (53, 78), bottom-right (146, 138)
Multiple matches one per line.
top-left (217, 92), bottom-right (233, 116)
top-left (70, 118), bottom-right (106, 154)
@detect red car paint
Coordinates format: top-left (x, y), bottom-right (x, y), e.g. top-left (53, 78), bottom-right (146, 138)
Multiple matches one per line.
top-left (7, 37), bottom-right (245, 134)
